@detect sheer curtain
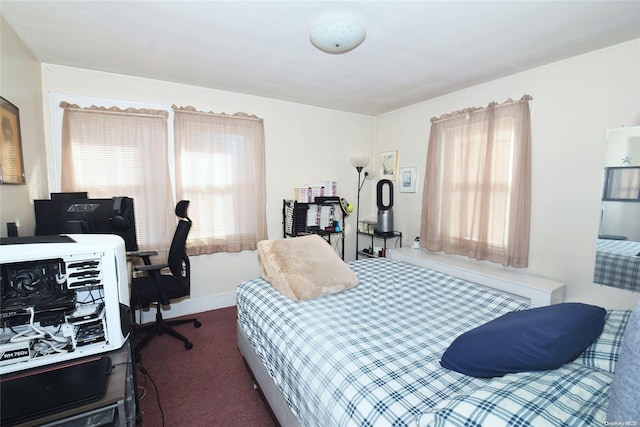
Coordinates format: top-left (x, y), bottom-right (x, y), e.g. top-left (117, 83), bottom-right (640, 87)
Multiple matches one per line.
top-left (60, 102), bottom-right (174, 256)
top-left (173, 106), bottom-right (267, 255)
top-left (420, 96), bottom-right (532, 267)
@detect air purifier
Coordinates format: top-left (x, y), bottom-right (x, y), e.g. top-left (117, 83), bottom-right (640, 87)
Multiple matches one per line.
top-left (376, 179), bottom-right (394, 234)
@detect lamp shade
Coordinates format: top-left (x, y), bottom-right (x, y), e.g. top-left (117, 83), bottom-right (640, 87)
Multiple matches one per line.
top-left (365, 169), bottom-right (376, 180)
top-left (350, 157), bottom-right (370, 168)
top-left (310, 19), bottom-right (366, 54)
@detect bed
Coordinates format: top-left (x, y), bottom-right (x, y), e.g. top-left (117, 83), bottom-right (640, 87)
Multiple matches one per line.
top-left (594, 238), bottom-right (640, 292)
top-left (237, 237), bottom-right (637, 427)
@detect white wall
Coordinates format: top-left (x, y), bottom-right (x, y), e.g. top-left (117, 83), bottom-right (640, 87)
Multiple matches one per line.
top-left (374, 39), bottom-right (640, 309)
top-left (40, 64), bottom-right (375, 314)
top-left (0, 18), bottom-right (48, 236)
top-left (5, 21), bottom-right (639, 314)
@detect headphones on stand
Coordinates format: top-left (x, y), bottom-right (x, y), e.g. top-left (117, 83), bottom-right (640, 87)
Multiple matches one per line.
top-left (110, 197), bottom-right (131, 231)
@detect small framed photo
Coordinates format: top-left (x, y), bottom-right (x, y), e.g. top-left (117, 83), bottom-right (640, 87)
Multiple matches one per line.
top-left (399, 167), bottom-right (417, 193)
top-left (380, 150), bottom-right (398, 180)
top-left (0, 97), bottom-right (26, 184)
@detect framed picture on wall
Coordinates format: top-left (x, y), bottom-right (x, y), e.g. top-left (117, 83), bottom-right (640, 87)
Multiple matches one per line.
top-left (0, 97), bottom-right (26, 184)
top-left (380, 150), bottom-right (398, 180)
top-left (399, 167), bottom-right (417, 193)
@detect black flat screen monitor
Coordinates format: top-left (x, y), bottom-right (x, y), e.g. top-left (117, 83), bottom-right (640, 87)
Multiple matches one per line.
top-left (50, 192), bottom-right (88, 200)
top-left (34, 197), bottom-right (138, 251)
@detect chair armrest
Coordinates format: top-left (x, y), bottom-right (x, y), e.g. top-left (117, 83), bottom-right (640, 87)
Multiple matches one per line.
top-left (135, 263), bottom-right (169, 273)
top-left (127, 250), bottom-right (158, 258)
top-left (127, 250), bottom-right (159, 265)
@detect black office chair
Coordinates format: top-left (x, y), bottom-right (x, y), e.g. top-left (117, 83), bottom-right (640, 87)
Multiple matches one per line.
top-left (130, 200), bottom-right (201, 357)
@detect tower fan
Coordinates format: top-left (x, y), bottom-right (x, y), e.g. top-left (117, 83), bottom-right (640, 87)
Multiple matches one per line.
top-left (376, 179), bottom-right (394, 234)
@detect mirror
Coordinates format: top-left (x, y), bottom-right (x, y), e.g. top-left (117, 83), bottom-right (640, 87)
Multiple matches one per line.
top-left (594, 126), bottom-right (640, 291)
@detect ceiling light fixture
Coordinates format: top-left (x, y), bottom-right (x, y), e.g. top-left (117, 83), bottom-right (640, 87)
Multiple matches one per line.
top-left (310, 19), bottom-right (366, 54)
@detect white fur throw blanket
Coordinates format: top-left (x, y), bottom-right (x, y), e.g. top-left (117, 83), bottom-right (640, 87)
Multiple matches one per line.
top-left (258, 234), bottom-right (359, 301)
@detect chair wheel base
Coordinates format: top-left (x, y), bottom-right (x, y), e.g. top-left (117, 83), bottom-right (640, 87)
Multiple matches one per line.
top-left (194, 320), bottom-right (202, 328)
top-left (185, 341), bottom-right (193, 350)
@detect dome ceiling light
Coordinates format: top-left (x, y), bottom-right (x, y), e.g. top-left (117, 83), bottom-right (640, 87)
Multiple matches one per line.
top-left (310, 19), bottom-right (366, 54)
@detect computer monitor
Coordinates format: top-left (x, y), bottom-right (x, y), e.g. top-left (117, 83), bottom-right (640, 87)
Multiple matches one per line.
top-left (34, 197), bottom-right (138, 251)
top-left (50, 192), bottom-right (88, 200)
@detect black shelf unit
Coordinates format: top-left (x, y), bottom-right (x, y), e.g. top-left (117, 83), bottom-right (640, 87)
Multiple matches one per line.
top-left (356, 230), bottom-right (402, 259)
top-left (283, 199), bottom-right (345, 259)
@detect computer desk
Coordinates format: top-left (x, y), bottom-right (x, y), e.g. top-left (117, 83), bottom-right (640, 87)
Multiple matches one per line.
top-left (14, 340), bottom-right (136, 427)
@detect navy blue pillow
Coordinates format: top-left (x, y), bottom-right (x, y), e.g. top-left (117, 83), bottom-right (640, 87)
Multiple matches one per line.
top-left (441, 303), bottom-right (606, 378)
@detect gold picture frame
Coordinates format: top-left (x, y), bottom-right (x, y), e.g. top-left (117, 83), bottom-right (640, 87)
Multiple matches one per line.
top-left (0, 97), bottom-right (26, 184)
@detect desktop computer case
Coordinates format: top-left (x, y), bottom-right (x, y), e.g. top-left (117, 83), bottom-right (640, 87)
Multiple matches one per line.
top-left (0, 234), bottom-right (130, 375)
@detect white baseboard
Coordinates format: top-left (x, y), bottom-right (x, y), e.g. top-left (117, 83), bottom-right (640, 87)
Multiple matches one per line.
top-left (135, 291), bottom-right (237, 325)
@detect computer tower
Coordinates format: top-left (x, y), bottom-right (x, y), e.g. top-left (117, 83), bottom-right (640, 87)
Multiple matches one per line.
top-left (0, 234), bottom-right (130, 375)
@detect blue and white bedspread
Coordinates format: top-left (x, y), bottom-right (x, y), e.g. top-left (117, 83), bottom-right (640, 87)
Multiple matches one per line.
top-left (237, 258), bottom-right (532, 427)
top-left (237, 258), bottom-right (617, 427)
top-left (594, 238), bottom-right (640, 292)
top-left (426, 363), bottom-right (613, 427)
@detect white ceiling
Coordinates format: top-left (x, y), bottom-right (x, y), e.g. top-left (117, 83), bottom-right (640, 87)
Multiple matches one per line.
top-left (2, 1), bottom-right (640, 116)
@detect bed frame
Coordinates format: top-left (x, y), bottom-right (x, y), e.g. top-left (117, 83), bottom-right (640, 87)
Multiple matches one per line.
top-left (237, 321), bottom-right (302, 427)
top-left (237, 250), bottom-right (565, 426)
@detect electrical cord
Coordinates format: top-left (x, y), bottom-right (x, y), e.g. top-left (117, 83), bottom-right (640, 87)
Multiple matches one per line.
top-left (9, 308), bottom-right (45, 343)
top-left (137, 385), bottom-right (148, 401)
top-left (32, 339), bottom-right (68, 356)
top-left (78, 288), bottom-right (104, 305)
top-left (136, 363), bottom-right (165, 427)
top-left (30, 314), bottom-right (69, 344)
top-left (0, 322), bottom-right (9, 343)
top-left (55, 261), bottom-right (67, 284)
top-left (8, 307), bottom-right (71, 355)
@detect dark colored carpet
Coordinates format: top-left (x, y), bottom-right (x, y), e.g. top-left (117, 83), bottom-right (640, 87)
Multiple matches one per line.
top-left (133, 306), bottom-right (277, 427)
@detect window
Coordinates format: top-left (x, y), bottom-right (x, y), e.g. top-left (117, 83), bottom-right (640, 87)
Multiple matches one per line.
top-left (420, 96), bottom-right (532, 267)
top-left (57, 99), bottom-right (267, 256)
top-left (602, 167), bottom-right (640, 201)
top-left (173, 107), bottom-right (267, 254)
top-left (60, 102), bottom-right (174, 256)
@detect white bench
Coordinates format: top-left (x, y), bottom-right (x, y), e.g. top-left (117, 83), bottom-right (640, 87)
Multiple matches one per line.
top-left (388, 247), bottom-right (565, 306)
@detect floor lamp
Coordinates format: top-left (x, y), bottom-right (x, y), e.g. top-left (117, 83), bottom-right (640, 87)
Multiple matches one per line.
top-left (351, 157), bottom-right (370, 259)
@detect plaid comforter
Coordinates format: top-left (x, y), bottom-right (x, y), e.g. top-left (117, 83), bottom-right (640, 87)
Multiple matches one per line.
top-left (594, 238), bottom-right (640, 292)
top-left (237, 258), bottom-right (613, 427)
top-left (427, 363), bottom-right (613, 427)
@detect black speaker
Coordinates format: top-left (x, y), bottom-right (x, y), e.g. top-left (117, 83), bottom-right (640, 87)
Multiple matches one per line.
top-left (7, 222), bottom-right (18, 237)
top-left (110, 197), bottom-right (131, 231)
top-left (376, 179), bottom-right (394, 233)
